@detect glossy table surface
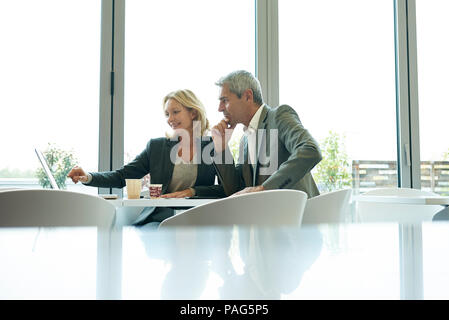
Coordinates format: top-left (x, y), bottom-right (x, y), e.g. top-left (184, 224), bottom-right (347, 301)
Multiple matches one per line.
top-left (1, 221), bottom-right (449, 300)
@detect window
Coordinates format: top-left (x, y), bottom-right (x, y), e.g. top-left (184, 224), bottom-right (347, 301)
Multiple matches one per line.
top-left (416, 0), bottom-right (449, 195)
top-left (279, 0), bottom-right (397, 195)
top-left (0, 0), bottom-right (101, 194)
top-left (124, 0), bottom-right (255, 161)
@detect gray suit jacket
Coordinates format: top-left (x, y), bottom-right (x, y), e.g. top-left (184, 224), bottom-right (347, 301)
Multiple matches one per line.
top-left (213, 104), bottom-right (321, 198)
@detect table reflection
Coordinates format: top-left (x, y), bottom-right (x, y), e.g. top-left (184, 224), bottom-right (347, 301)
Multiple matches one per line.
top-left (129, 226), bottom-right (323, 299)
top-left (1, 221), bottom-right (449, 299)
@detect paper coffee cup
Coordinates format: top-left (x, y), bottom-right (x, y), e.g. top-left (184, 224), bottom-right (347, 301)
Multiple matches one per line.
top-left (149, 184), bottom-right (162, 199)
top-left (125, 179), bottom-right (142, 199)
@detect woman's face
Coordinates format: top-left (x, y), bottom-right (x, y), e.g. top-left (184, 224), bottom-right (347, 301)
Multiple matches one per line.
top-left (164, 98), bottom-right (196, 133)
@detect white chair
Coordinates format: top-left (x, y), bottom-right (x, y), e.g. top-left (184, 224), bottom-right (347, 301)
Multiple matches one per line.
top-left (0, 189), bottom-right (116, 227)
top-left (0, 188), bottom-right (21, 192)
top-left (356, 187), bottom-right (443, 223)
top-left (302, 189), bottom-right (352, 224)
top-left (159, 189), bottom-right (308, 228)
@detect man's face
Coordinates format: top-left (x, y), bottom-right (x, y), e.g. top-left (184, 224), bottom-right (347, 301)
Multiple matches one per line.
top-left (218, 84), bottom-right (246, 127)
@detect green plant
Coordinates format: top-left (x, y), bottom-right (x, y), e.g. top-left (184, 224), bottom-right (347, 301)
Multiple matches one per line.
top-left (443, 150), bottom-right (449, 161)
top-left (313, 131), bottom-right (352, 192)
top-left (36, 143), bottom-right (77, 189)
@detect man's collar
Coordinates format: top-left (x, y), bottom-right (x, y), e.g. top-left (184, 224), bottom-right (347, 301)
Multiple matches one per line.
top-left (243, 104), bottom-right (265, 134)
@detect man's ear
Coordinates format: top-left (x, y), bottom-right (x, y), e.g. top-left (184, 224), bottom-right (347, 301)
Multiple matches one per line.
top-left (244, 89), bottom-right (254, 102)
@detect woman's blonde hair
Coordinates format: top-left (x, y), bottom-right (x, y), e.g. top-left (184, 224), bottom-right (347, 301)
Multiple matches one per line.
top-left (163, 89), bottom-right (210, 136)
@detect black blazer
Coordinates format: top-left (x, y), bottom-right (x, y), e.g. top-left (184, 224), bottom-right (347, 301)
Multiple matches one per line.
top-left (87, 136), bottom-right (225, 198)
top-left (86, 136), bottom-right (225, 224)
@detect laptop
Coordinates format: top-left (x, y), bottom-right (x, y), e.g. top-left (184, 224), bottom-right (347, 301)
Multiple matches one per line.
top-left (35, 148), bottom-right (59, 190)
top-left (34, 148), bottom-right (119, 199)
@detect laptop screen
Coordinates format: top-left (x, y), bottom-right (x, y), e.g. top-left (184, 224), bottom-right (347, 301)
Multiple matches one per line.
top-left (35, 148), bottom-right (59, 190)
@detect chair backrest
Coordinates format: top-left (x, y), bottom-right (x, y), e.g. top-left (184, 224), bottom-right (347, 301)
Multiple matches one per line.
top-left (302, 189), bottom-right (352, 224)
top-left (0, 188), bottom-right (21, 192)
top-left (159, 189), bottom-right (308, 228)
top-left (356, 187), bottom-right (442, 223)
top-left (0, 189), bottom-right (116, 227)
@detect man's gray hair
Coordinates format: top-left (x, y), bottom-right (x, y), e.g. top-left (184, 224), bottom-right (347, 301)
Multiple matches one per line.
top-left (215, 70), bottom-right (264, 105)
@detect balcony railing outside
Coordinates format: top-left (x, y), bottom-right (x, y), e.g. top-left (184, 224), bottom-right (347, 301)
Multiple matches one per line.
top-left (2, 160), bottom-right (449, 197)
top-left (352, 160), bottom-right (449, 195)
top-left (0, 178), bottom-right (98, 195)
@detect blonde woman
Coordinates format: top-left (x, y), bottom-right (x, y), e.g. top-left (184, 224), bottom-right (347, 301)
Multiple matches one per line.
top-left (68, 89), bottom-right (224, 225)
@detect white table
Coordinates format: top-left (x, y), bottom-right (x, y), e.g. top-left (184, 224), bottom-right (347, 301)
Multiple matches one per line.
top-left (353, 194), bottom-right (449, 299)
top-left (109, 197), bottom-right (217, 207)
top-left (109, 198), bottom-right (219, 226)
top-left (1, 222), bottom-right (449, 300)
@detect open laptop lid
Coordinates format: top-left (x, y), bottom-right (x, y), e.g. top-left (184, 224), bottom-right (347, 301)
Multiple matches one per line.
top-left (35, 148), bottom-right (59, 190)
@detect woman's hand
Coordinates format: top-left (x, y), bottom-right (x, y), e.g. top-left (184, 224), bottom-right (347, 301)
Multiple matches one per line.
top-left (67, 166), bottom-right (88, 183)
top-left (161, 188), bottom-right (194, 198)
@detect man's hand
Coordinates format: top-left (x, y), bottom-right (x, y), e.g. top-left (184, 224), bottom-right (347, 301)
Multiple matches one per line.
top-left (211, 117), bottom-right (236, 153)
top-left (231, 185), bottom-right (265, 197)
top-left (161, 188), bottom-right (194, 198)
top-left (67, 166), bottom-right (88, 184)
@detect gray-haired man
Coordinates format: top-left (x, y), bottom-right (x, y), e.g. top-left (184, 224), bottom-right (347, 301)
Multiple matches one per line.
top-left (211, 70), bottom-right (322, 198)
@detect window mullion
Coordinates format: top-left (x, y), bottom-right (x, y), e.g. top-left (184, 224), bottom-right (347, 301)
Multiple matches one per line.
top-left (256, 0), bottom-right (279, 107)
